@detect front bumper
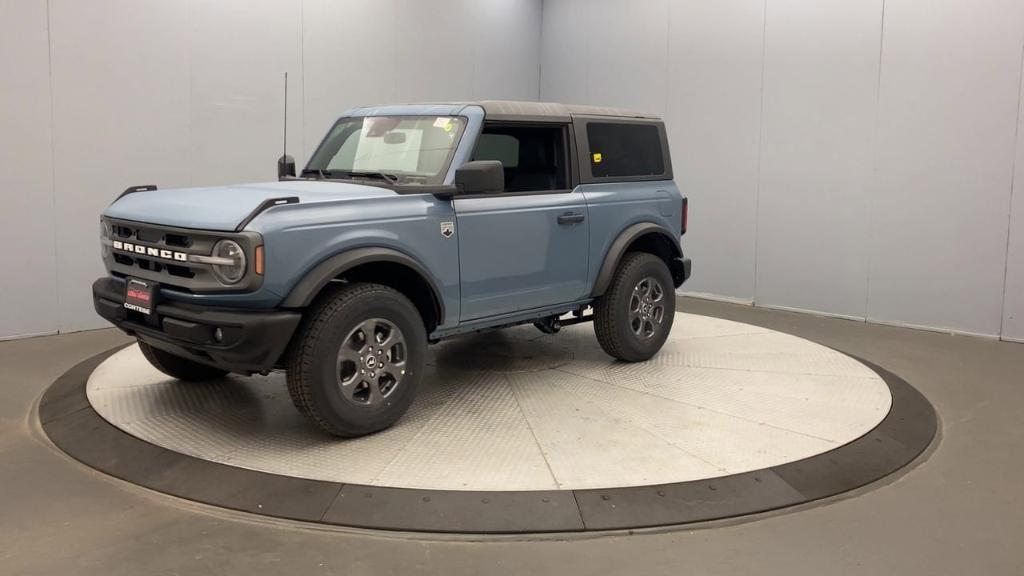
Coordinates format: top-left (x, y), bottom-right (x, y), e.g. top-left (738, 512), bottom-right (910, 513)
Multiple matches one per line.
top-left (92, 277), bottom-right (301, 374)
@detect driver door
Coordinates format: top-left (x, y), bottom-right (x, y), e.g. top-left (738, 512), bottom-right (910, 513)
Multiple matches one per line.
top-left (454, 123), bottom-right (589, 321)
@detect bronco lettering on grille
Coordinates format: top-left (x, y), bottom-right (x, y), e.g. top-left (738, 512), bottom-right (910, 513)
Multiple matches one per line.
top-left (112, 240), bottom-right (188, 262)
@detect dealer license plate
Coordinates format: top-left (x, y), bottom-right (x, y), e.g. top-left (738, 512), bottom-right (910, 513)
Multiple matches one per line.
top-left (124, 277), bottom-right (158, 315)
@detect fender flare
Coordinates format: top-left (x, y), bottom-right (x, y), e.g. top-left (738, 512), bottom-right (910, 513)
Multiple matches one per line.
top-left (591, 222), bottom-right (683, 297)
top-left (281, 247), bottom-right (445, 321)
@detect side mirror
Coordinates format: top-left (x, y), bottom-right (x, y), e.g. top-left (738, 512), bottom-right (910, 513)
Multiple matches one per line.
top-left (277, 154), bottom-right (296, 180)
top-left (454, 160), bottom-right (503, 195)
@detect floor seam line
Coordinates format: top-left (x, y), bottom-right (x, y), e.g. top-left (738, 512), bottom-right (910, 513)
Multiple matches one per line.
top-left (508, 373), bottom-right (563, 491)
top-left (553, 366), bottom-right (841, 444)
top-left (630, 362), bottom-right (882, 380)
top-left (552, 371), bottom-right (728, 474)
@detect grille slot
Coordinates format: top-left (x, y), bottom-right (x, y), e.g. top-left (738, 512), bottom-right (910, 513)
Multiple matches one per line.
top-left (136, 228), bottom-right (164, 243)
top-left (165, 233), bottom-right (192, 248)
top-left (166, 264), bottom-right (195, 279)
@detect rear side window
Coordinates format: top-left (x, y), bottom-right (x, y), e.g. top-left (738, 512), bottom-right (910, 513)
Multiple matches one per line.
top-left (586, 122), bottom-right (665, 178)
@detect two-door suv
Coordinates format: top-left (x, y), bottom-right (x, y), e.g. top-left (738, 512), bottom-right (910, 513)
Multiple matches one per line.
top-left (93, 101), bottom-right (691, 437)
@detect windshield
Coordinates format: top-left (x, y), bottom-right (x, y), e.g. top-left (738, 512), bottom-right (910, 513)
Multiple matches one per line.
top-left (304, 115), bottom-right (467, 185)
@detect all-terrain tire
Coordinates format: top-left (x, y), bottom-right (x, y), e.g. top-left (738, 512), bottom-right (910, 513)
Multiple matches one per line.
top-left (593, 252), bottom-right (676, 361)
top-left (137, 340), bottom-right (229, 382)
top-left (286, 282), bottom-right (427, 437)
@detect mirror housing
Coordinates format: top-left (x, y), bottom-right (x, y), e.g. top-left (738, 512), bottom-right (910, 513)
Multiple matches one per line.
top-left (277, 154), bottom-right (296, 180)
top-left (454, 160), bottom-right (503, 195)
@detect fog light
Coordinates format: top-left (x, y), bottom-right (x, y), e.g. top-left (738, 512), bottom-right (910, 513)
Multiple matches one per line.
top-left (213, 328), bottom-right (224, 343)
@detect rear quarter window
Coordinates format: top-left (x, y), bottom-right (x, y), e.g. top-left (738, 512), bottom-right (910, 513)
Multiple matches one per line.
top-left (586, 122), bottom-right (665, 178)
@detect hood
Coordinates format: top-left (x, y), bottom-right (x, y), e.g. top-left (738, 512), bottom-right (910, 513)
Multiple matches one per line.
top-left (103, 180), bottom-right (399, 231)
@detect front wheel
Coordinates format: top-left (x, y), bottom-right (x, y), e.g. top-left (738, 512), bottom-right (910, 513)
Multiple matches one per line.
top-left (593, 252), bottom-right (676, 361)
top-left (286, 283), bottom-right (427, 437)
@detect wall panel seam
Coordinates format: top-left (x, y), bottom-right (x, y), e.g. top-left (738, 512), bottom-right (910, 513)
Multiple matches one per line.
top-left (45, 0), bottom-right (61, 335)
top-left (998, 36), bottom-right (1024, 338)
top-left (863, 0), bottom-right (887, 320)
top-left (751, 0), bottom-right (768, 304)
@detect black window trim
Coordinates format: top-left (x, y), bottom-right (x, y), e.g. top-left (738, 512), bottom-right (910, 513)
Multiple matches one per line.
top-left (572, 115), bottom-right (673, 184)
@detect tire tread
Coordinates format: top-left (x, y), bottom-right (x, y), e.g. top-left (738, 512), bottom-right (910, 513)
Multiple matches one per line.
top-left (285, 282), bottom-right (418, 436)
top-left (593, 252), bottom-right (673, 361)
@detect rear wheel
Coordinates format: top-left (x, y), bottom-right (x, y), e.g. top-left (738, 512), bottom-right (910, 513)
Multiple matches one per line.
top-left (286, 283), bottom-right (426, 437)
top-left (137, 340), bottom-right (228, 382)
top-left (593, 252), bottom-right (675, 361)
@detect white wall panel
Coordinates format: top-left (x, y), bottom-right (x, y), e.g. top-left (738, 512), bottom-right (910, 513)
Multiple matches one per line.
top-left (391, 0), bottom-right (476, 102)
top-left (584, 0), bottom-right (669, 116)
top-left (867, 0), bottom-right (1024, 336)
top-left (539, 0), bottom-right (587, 104)
top-left (49, 0), bottom-right (192, 332)
top-left (666, 0), bottom-right (764, 302)
top-left (1002, 53), bottom-right (1024, 342)
top-left (473, 0), bottom-right (542, 101)
top-left (303, 0), bottom-right (541, 156)
top-left (188, 0), bottom-right (304, 185)
top-left (0, 0), bottom-right (59, 339)
top-left (302, 0), bottom-right (401, 150)
top-left (755, 0), bottom-right (883, 318)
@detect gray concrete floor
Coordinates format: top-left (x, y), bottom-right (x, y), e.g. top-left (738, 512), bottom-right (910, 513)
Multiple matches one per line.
top-left (1, 297), bottom-right (1022, 575)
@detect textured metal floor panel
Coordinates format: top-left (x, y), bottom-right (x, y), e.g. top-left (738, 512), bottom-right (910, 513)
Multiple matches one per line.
top-left (86, 313), bottom-right (892, 491)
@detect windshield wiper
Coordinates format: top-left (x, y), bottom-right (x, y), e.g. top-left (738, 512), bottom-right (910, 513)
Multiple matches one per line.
top-left (300, 168), bottom-right (327, 179)
top-left (300, 169), bottom-right (400, 184)
top-left (335, 169), bottom-right (399, 182)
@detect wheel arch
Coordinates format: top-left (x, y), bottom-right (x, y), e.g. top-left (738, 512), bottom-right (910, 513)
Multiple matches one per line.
top-left (281, 247), bottom-right (445, 331)
top-left (591, 223), bottom-right (684, 298)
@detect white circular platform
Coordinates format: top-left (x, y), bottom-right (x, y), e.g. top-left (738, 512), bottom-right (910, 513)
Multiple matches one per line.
top-left (87, 313), bottom-right (892, 491)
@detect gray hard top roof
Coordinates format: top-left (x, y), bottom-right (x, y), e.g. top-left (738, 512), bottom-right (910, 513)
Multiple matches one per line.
top-left (356, 100), bottom-right (661, 122)
top-left (471, 100), bottom-right (660, 122)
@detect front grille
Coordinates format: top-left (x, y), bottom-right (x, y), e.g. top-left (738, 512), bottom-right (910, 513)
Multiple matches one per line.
top-left (102, 218), bottom-right (262, 293)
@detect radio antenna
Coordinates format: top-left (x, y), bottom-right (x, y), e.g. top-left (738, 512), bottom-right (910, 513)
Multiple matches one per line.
top-left (282, 72), bottom-right (288, 159)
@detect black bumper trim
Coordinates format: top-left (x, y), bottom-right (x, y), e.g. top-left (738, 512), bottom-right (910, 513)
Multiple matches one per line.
top-left (671, 257), bottom-right (692, 287)
top-left (92, 277), bottom-right (300, 374)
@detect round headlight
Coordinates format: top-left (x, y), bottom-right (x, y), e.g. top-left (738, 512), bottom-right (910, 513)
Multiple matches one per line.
top-left (211, 239), bottom-right (247, 284)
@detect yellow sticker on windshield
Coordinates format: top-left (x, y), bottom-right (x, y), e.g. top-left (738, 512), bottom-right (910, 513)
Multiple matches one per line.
top-left (433, 117), bottom-right (452, 129)
top-left (592, 152), bottom-right (602, 163)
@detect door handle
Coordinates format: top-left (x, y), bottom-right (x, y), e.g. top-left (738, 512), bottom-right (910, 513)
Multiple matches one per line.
top-left (557, 212), bottom-right (585, 225)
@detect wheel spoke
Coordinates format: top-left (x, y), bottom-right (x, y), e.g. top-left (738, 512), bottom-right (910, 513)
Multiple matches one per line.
top-left (652, 304), bottom-right (664, 324)
top-left (337, 346), bottom-right (362, 366)
top-left (384, 331), bottom-right (405, 353)
top-left (366, 379), bottom-right (384, 405)
top-left (339, 378), bottom-right (361, 401)
top-left (651, 282), bottom-right (664, 302)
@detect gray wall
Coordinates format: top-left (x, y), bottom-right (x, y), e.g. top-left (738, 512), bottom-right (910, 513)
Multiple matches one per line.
top-left (541, 0), bottom-right (1024, 340)
top-left (3, 0), bottom-right (1022, 342)
top-left (0, 0), bottom-right (541, 340)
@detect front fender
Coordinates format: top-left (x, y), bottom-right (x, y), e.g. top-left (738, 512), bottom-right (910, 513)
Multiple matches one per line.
top-left (280, 247), bottom-right (445, 322)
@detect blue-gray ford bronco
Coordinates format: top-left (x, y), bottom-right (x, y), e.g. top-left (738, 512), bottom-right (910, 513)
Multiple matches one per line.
top-left (93, 101), bottom-right (692, 437)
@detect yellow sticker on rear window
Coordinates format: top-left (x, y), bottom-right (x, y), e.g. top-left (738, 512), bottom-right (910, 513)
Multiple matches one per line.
top-left (592, 152), bottom-right (602, 163)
